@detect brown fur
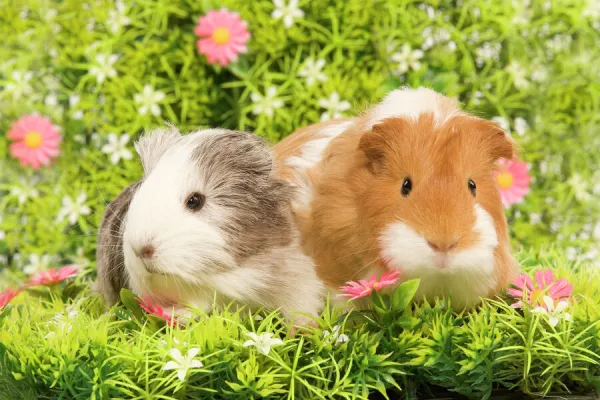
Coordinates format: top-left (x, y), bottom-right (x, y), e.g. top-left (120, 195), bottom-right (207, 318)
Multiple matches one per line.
top-left (275, 104), bottom-right (519, 304)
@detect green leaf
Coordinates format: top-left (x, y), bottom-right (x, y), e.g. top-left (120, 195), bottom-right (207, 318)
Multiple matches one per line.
top-left (586, 370), bottom-right (600, 392)
top-left (62, 282), bottom-right (86, 300)
top-left (119, 288), bottom-right (146, 323)
top-left (371, 290), bottom-right (389, 317)
top-left (395, 315), bottom-right (418, 330)
top-left (391, 279), bottom-right (420, 312)
top-left (0, 306), bottom-right (12, 325)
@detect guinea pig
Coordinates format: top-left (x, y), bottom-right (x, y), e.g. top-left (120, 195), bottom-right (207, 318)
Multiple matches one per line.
top-left (96, 126), bottom-right (324, 324)
top-left (274, 87), bottom-right (519, 310)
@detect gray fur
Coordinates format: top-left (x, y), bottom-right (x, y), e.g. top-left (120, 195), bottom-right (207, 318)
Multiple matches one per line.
top-left (96, 181), bottom-right (141, 305)
top-left (190, 131), bottom-right (294, 263)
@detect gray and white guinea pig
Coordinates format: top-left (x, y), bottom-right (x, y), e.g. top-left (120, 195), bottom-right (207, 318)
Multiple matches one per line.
top-left (95, 126), bottom-right (324, 324)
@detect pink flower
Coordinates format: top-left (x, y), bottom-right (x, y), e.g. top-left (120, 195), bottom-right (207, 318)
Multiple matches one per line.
top-left (7, 114), bottom-right (61, 169)
top-left (0, 288), bottom-right (21, 309)
top-left (28, 265), bottom-right (79, 287)
top-left (194, 9), bottom-right (250, 66)
top-left (495, 158), bottom-right (531, 206)
top-left (136, 296), bottom-right (177, 327)
top-left (508, 269), bottom-right (573, 309)
top-left (339, 271), bottom-right (400, 300)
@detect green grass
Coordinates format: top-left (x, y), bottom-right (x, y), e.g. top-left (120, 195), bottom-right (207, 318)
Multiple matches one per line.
top-left (1, 248), bottom-right (599, 399)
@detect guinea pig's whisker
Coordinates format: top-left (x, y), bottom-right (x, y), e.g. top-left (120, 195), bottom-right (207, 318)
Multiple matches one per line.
top-left (103, 261), bottom-right (125, 281)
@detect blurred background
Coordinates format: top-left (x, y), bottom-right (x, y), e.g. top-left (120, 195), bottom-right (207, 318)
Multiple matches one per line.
top-left (0, 0), bottom-right (598, 286)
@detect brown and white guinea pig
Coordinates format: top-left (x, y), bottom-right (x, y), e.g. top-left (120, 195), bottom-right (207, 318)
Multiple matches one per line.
top-left (96, 126), bottom-right (324, 323)
top-left (274, 87), bottom-right (519, 310)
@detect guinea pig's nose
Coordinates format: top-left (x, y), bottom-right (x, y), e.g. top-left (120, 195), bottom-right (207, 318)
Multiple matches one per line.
top-left (136, 244), bottom-right (155, 259)
top-left (427, 240), bottom-right (458, 253)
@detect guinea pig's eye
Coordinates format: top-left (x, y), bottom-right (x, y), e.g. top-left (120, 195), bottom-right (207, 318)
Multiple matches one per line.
top-left (468, 179), bottom-right (476, 196)
top-left (185, 192), bottom-right (205, 211)
top-left (401, 178), bottom-right (412, 197)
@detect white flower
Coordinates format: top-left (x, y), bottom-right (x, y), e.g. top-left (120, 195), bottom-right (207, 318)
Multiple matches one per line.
top-left (107, 1), bottom-right (131, 34)
top-left (23, 254), bottom-right (52, 275)
top-left (568, 174), bottom-right (592, 202)
top-left (134, 85), bottom-right (165, 116)
top-left (243, 332), bottom-right (283, 355)
top-left (565, 247), bottom-right (579, 261)
top-left (323, 325), bottom-right (349, 345)
top-left (421, 27), bottom-right (451, 50)
top-left (546, 34), bottom-right (572, 54)
top-left (5, 71), bottom-right (34, 101)
top-left (492, 116), bottom-right (510, 132)
top-left (89, 54), bottom-right (119, 84)
top-left (45, 93), bottom-right (58, 107)
top-left (102, 133), bottom-right (133, 164)
top-left (550, 220), bottom-right (562, 232)
top-left (251, 86), bottom-right (284, 118)
top-left (271, 0), bottom-right (304, 29)
top-left (390, 44), bottom-right (424, 74)
top-left (86, 18), bottom-right (95, 32)
top-left (298, 58), bottom-right (327, 86)
top-left (470, 90), bottom-right (484, 106)
top-left (529, 213), bottom-right (542, 225)
top-left (69, 94), bottom-right (84, 120)
top-left (10, 176), bottom-right (40, 204)
top-left (506, 62), bottom-right (530, 89)
top-left (162, 348), bottom-right (203, 381)
top-left (531, 296), bottom-right (572, 328)
top-left (583, 0), bottom-right (600, 19)
top-left (58, 192), bottom-right (91, 225)
top-left (318, 91), bottom-right (351, 122)
top-left (514, 117), bottom-right (528, 136)
top-left (512, 0), bottom-right (532, 25)
top-left (475, 42), bottom-right (501, 67)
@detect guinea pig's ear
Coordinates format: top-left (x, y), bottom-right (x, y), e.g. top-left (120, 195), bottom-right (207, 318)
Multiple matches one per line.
top-left (477, 119), bottom-right (516, 161)
top-left (134, 125), bottom-right (181, 175)
top-left (358, 121), bottom-right (403, 173)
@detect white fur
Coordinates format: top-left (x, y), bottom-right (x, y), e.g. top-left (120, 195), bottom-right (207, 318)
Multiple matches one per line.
top-left (366, 87), bottom-right (463, 129)
top-left (125, 130), bottom-right (235, 297)
top-left (378, 205), bottom-right (498, 309)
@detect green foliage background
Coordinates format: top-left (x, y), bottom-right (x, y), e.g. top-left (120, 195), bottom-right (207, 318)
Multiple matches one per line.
top-left (0, 0), bottom-right (599, 398)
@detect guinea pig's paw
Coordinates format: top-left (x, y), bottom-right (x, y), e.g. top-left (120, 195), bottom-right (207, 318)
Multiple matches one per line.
top-left (289, 315), bottom-right (319, 337)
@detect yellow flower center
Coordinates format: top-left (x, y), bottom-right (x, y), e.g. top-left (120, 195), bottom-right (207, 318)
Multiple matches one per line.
top-left (496, 172), bottom-right (514, 189)
top-left (530, 289), bottom-right (544, 305)
top-left (24, 131), bottom-right (43, 148)
top-left (212, 27), bottom-right (231, 45)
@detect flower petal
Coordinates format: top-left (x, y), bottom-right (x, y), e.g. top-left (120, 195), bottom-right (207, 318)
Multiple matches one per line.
top-left (162, 361), bottom-right (180, 371)
top-left (187, 348), bottom-right (200, 359)
top-left (177, 369), bottom-right (187, 381)
top-left (169, 348), bottom-right (183, 363)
